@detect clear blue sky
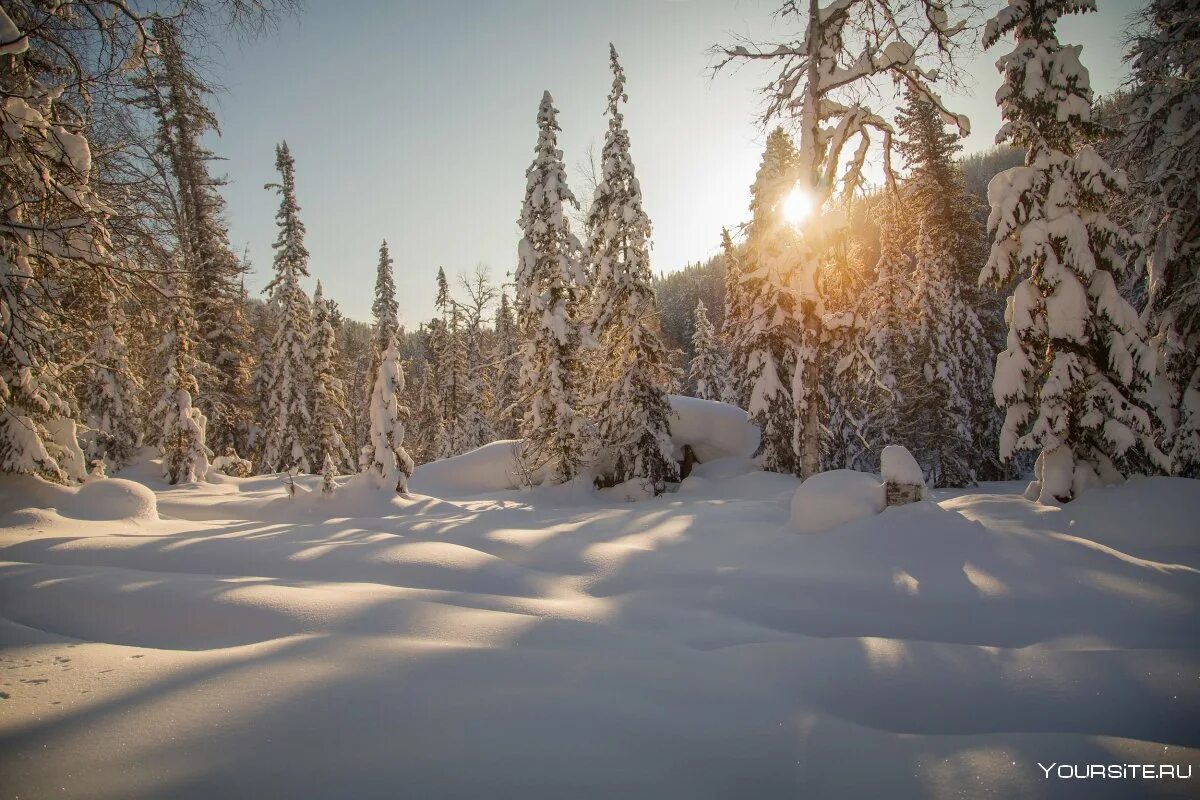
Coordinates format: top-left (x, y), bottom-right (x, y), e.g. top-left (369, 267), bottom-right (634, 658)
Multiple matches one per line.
top-left (205, 0), bottom-right (1138, 326)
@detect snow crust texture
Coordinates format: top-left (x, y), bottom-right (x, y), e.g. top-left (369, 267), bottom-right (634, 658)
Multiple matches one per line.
top-left (1, 464), bottom-right (1198, 798)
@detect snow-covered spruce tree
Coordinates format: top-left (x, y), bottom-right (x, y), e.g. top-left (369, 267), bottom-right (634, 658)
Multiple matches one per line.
top-left (490, 290), bottom-right (523, 440)
top-left (719, 228), bottom-right (751, 406)
top-left (907, 220), bottom-right (989, 485)
top-left (456, 266), bottom-right (498, 452)
top-left (361, 234), bottom-right (414, 491)
top-left (321, 452), bottom-right (337, 496)
top-left (368, 241), bottom-right (399, 389)
top-left (364, 334), bottom-right (415, 493)
top-left (741, 128), bottom-right (804, 475)
top-left (515, 91), bottom-right (589, 484)
top-left (441, 304), bottom-right (473, 456)
top-left (146, 19), bottom-right (254, 457)
top-left (427, 268), bottom-right (461, 453)
top-left (260, 142), bottom-right (314, 474)
top-left (80, 290), bottom-right (142, 470)
top-left (688, 299), bottom-right (726, 401)
top-left (716, 0), bottom-right (975, 478)
top-left (1119, 0), bottom-right (1200, 477)
top-left (153, 270), bottom-right (211, 485)
top-left (247, 299), bottom-right (275, 458)
top-left (309, 282), bottom-right (353, 472)
top-left (411, 359), bottom-right (446, 464)
top-left (0, 9), bottom-right (113, 482)
top-left (897, 89), bottom-right (996, 486)
top-left (855, 197), bottom-right (911, 466)
top-left (816, 237), bottom-right (875, 471)
top-left (585, 46), bottom-right (679, 493)
top-left (981, 0), bottom-right (1164, 503)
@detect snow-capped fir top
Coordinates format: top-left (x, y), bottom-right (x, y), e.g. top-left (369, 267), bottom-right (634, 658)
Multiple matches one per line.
top-left (587, 45), bottom-right (656, 338)
top-left (435, 266), bottom-right (450, 312)
top-left (985, 0), bottom-right (1100, 155)
top-left (605, 43), bottom-right (627, 121)
top-left (265, 141), bottom-right (309, 294)
top-left (688, 298), bottom-right (726, 402)
top-left (373, 240), bottom-right (398, 348)
top-left (516, 91), bottom-right (586, 328)
top-left (750, 128), bottom-right (798, 244)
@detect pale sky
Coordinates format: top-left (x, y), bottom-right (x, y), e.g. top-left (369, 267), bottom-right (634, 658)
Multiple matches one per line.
top-left (205, 0), bottom-right (1139, 326)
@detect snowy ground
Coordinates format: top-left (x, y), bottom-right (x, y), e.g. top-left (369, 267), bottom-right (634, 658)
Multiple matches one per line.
top-left (1, 455), bottom-right (1197, 798)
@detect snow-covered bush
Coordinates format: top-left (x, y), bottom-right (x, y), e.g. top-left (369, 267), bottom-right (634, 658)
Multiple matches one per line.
top-left (212, 449), bottom-right (253, 478)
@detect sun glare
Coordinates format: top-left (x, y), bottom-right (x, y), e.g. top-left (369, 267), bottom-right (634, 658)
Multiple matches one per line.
top-left (781, 186), bottom-right (814, 227)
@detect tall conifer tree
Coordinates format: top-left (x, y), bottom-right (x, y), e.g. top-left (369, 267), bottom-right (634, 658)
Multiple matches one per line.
top-left (585, 46), bottom-right (679, 493)
top-left (982, 0), bottom-right (1164, 502)
top-left (260, 142), bottom-right (314, 474)
top-left (515, 91), bottom-right (588, 483)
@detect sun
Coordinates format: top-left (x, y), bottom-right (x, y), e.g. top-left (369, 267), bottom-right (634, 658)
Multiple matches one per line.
top-left (780, 186), bottom-right (814, 226)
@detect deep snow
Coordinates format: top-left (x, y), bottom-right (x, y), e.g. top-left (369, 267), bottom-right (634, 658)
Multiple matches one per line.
top-left (0, 453), bottom-right (1197, 798)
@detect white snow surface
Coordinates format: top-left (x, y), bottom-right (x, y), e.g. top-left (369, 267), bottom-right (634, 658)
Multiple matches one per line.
top-left (1, 460), bottom-right (1198, 798)
top-left (790, 468), bottom-right (885, 532)
top-left (666, 394), bottom-right (759, 462)
top-left (409, 439), bottom-right (548, 496)
top-left (881, 443), bottom-right (927, 488)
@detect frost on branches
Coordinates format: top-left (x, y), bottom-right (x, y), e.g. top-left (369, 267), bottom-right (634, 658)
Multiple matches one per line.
top-left (515, 91), bottom-right (588, 484)
top-left (1119, 0), bottom-right (1200, 477)
top-left (153, 271), bottom-right (211, 485)
top-left (585, 46), bottom-right (679, 494)
top-left (688, 299), bottom-right (726, 401)
top-left (260, 143), bottom-right (314, 475)
top-left (981, 0), bottom-right (1163, 503)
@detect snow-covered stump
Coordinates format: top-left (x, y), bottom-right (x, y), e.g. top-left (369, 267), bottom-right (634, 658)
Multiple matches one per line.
top-left (881, 445), bottom-right (927, 507)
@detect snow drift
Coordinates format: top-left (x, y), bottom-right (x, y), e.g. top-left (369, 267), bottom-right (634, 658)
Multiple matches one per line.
top-left (790, 469), bottom-right (885, 532)
top-left (2, 465), bottom-right (1198, 799)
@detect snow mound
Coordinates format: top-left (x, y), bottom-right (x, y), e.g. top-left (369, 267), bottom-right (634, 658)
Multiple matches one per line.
top-left (881, 444), bottom-right (925, 488)
top-left (0, 475), bottom-right (157, 522)
top-left (668, 395), bottom-right (759, 462)
top-left (790, 469), bottom-right (884, 533)
top-left (409, 440), bottom-right (548, 497)
top-left (65, 478), bottom-right (159, 521)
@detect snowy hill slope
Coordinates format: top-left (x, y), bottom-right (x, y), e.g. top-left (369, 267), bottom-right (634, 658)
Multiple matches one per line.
top-left (0, 463), bottom-right (1197, 798)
